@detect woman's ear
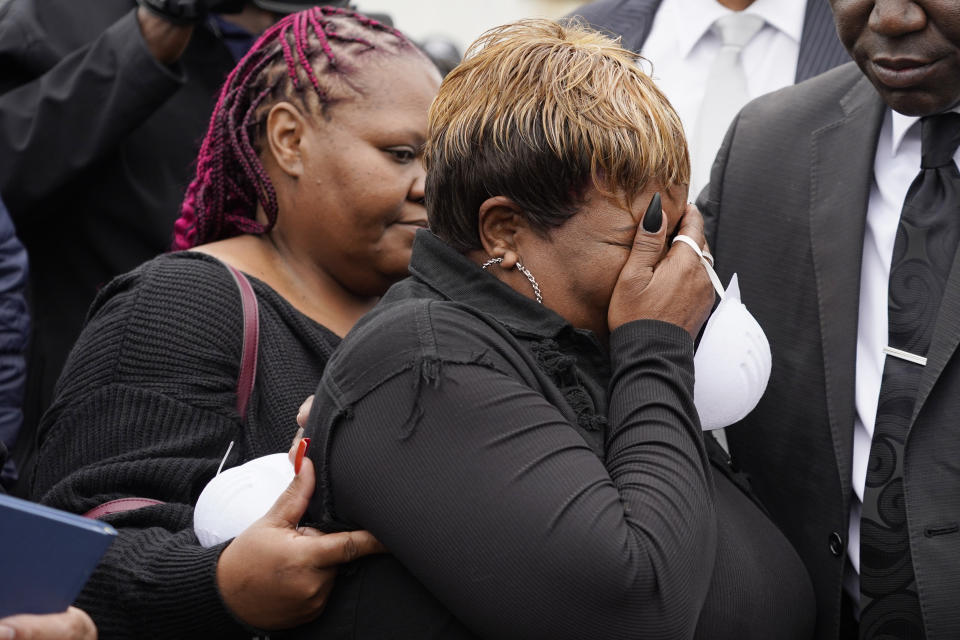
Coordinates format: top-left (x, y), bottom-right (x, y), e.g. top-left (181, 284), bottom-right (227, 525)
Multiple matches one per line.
top-left (265, 102), bottom-right (307, 179)
top-left (477, 196), bottom-right (526, 268)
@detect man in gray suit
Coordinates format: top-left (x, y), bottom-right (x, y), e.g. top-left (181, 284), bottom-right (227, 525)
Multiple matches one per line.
top-left (700, 0), bottom-right (960, 638)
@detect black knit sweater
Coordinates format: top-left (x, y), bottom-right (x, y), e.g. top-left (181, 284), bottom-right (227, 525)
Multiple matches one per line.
top-left (30, 251), bottom-right (340, 638)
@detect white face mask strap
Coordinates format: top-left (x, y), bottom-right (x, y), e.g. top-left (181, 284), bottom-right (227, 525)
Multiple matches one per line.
top-left (672, 234), bottom-right (725, 300)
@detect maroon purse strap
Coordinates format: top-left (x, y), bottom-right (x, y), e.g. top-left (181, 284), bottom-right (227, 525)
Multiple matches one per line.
top-left (223, 263), bottom-right (259, 421)
top-left (83, 261), bottom-right (260, 520)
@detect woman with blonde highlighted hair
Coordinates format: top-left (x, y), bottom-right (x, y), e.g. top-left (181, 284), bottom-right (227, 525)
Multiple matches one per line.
top-left (299, 19), bottom-right (815, 640)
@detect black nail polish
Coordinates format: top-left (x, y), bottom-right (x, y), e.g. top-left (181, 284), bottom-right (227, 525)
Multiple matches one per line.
top-left (642, 192), bottom-right (662, 233)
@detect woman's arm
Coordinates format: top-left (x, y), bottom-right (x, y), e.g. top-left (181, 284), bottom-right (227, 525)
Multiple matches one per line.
top-left (31, 255), bottom-right (367, 637)
top-left (311, 318), bottom-right (715, 640)
top-left (31, 259), bottom-right (258, 637)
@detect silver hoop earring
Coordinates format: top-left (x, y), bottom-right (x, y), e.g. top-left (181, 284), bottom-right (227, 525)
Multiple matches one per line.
top-left (515, 261), bottom-right (542, 304)
top-left (481, 257), bottom-right (542, 304)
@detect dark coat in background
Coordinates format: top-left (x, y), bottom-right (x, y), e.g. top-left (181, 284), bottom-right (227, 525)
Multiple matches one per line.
top-left (0, 0), bottom-right (237, 493)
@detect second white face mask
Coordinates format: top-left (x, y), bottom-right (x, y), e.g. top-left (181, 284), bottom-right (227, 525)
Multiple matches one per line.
top-left (693, 273), bottom-right (772, 431)
top-left (194, 452), bottom-right (293, 548)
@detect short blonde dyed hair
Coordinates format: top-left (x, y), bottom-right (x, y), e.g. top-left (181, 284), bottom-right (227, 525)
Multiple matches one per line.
top-left (424, 19), bottom-right (689, 251)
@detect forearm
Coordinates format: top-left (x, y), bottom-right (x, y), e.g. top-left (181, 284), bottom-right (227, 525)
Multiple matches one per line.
top-left (33, 386), bottom-right (247, 637)
top-left (605, 320), bottom-right (716, 637)
top-left (37, 451), bottom-right (248, 638)
top-left (76, 529), bottom-right (244, 639)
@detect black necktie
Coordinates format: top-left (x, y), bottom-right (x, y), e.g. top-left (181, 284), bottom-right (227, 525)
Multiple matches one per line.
top-left (859, 112), bottom-right (960, 639)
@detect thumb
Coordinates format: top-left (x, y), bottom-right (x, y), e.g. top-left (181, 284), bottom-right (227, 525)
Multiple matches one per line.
top-left (262, 456), bottom-right (316, 529)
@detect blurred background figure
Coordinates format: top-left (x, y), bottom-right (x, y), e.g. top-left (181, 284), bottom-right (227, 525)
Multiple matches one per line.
top-left (568, 0), bottom-right (850, 199)
top-left (0, 0), bottom-right (355, 496)
top-left (418, 36), bottom-right (463, 77)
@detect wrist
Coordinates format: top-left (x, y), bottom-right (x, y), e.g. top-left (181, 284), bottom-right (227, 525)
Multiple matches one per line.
top-left (137, 5), bottom-right (195, 64)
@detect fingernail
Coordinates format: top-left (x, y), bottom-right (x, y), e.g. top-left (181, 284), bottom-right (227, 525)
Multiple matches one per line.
top-left (292, 426), bottom-right (304, 445)
top-left (642, 192), bottom-right (662, 233)
top-left (0, 625), bottom-right (16, 639)
top-left (294, 437), bottom-right (311, 475)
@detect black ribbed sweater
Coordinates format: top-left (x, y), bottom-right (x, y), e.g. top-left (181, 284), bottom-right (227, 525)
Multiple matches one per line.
top-left (30, 251), bottom-right (340, 638)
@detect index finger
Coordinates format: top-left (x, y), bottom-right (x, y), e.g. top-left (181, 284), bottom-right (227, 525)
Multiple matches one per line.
top-left (300, 530), bottom-right (388, 568)
top-left (671, 202), bottom-right (706, 251)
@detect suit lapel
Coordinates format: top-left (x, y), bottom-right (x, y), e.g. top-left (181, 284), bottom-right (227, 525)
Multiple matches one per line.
top-left (808, 75), bottom-right (886, 491)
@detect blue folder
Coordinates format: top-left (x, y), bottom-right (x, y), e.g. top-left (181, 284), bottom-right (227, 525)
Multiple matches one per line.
top-left (0, 493), bottom-right (117, 617)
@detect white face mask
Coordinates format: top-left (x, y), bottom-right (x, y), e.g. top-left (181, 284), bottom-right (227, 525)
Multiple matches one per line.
top-left (693, 273), bottom-right (772, 431)
top-left (193, 452), bottom-right (293, 548)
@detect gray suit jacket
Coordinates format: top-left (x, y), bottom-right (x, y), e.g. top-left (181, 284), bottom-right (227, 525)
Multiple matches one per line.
top-left (700, 62), bottom-right (960, 639)
top-left (568, 0), bottom-right (849, 83)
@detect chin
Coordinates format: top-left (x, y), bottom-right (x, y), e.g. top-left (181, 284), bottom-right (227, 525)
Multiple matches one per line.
top-left (873, 81), bottom-right (960, 117)
top-left (380, 256), bottom-right (414, 284)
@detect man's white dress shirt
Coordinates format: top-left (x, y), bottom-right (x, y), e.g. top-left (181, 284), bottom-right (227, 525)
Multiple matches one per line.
top-left (640, 0), bottom-right (804, 199)
top-left (847, 106), bottom-right (960, 609)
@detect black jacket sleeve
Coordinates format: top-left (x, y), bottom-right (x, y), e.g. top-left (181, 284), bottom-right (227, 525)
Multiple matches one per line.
top-left (0, 3), bottom-right (185, 216)
top-left (308, 315), bottom-right (716, 640)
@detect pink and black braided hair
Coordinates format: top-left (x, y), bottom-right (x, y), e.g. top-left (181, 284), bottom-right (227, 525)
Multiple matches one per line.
top-left (172, 7), bottom-right (414, 250)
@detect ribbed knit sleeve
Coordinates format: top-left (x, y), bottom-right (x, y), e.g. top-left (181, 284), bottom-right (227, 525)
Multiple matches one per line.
top-left (308, 306), bottom-right (715, 640)
top-left (29, 252), bottom-right (327, 638)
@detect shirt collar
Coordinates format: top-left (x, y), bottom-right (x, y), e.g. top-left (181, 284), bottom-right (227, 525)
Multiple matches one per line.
top-left (889, 104), bottom-right (960, 155)
top-left (750, 0), bottom-right (804, 44)
top-left (406, 230), bottom-right (572, 339)
top-left (664, 0), bottom-right (804, 59)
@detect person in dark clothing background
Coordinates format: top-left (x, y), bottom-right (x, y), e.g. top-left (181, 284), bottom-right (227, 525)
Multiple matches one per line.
top-left (0, 197), bottom-right (29, 491)
top-left (0, 0), bottom-right (351, 495)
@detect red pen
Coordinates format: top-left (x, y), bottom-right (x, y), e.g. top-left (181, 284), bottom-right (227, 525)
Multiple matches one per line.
top-left (294, 438), bottom-right (311, 475)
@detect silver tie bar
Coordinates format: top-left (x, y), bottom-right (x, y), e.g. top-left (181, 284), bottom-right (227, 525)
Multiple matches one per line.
top-left (883, 346), bottom-right (927, 366)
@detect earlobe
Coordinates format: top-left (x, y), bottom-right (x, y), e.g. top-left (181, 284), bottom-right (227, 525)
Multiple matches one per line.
top-left (477, 196), bottom-right (526, 268)
top-left (265, 102), bottom-right (307, 178)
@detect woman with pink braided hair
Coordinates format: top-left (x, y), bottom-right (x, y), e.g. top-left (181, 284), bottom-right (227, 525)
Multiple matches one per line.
top-left (29, 7), bottom-right (439, 637)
